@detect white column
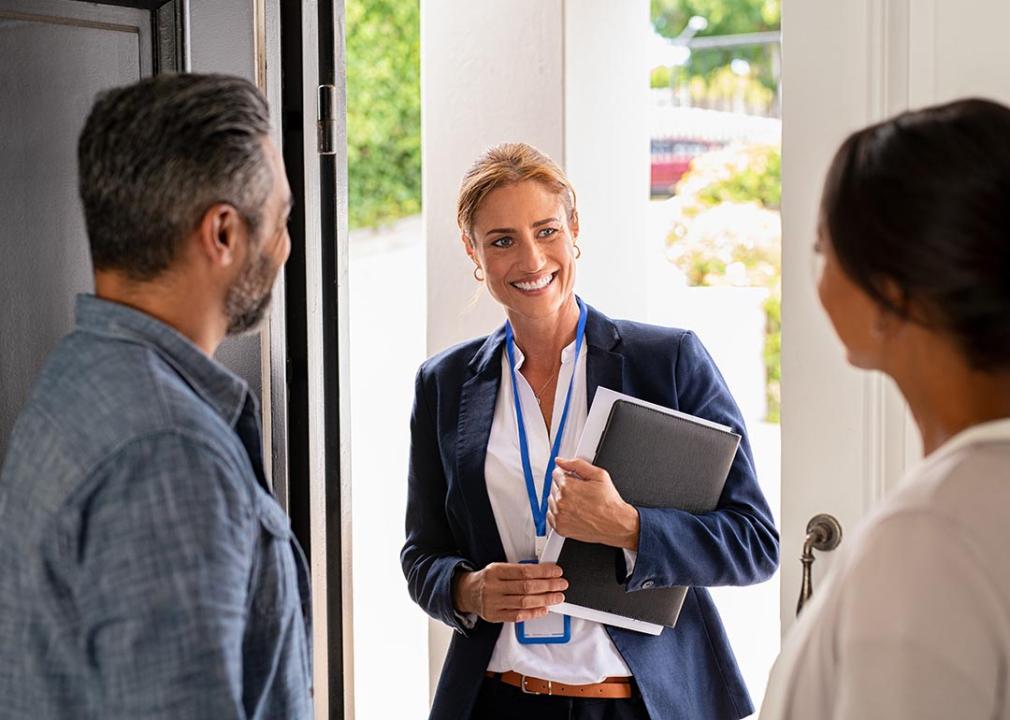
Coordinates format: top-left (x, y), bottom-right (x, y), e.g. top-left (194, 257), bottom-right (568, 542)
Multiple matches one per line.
top-left (421, 0), bottom-right (649, 701)
top-left (563, 1), bottom-right (651, 321)
top-left (423, 0), bottom-right (565, 356)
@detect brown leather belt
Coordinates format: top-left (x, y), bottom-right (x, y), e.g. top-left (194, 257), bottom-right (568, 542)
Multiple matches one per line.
top-left (486, 670), bottom-right (634, 699)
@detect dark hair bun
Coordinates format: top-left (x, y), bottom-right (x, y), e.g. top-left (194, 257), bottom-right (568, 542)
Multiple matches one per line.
top-left (821, 98), bottom-right (1010, 371)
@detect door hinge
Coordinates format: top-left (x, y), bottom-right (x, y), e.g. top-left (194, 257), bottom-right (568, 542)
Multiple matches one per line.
top-left (317, 84), bottom-right (337, 156)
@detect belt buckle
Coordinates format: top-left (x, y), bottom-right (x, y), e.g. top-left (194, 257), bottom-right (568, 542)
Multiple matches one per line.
top-left (520, 675), bottom-right (552, 696)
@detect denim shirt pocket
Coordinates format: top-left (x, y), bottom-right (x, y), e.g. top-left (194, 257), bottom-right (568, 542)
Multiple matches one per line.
top-left (252, 495), bottom-right (314, 693)
top-left (251, 497), bottom-right (297, 618)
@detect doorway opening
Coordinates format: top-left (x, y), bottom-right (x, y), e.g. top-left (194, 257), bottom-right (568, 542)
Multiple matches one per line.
top-left (647, 1), bottom-right (782, 710)
top-left (345, 1), bottom-right (429, 717)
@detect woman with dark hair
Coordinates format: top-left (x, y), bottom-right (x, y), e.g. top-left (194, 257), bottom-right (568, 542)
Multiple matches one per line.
top-left (761, 98), bottom-right (1010, 719)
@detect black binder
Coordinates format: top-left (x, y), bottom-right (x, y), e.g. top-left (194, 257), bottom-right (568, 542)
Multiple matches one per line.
top-left (556, 399), bottom-right (741, 628)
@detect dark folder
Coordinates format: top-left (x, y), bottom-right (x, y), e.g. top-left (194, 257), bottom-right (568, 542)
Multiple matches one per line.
top-left (556, 399), bottom-right (741, 628)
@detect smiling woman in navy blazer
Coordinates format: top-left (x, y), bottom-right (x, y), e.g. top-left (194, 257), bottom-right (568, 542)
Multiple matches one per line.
top-left (401, 143), bottom-right (779, 720)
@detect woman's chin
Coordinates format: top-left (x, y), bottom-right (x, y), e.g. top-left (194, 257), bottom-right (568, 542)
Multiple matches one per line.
top-left (507, 287), bottom-right (572, 319)
top-left (845, 348), bottom-right (882, 371)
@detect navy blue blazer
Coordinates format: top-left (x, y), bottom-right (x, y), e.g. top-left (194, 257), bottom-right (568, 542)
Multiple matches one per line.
top-left (402, 303), bottom-right (779, 720)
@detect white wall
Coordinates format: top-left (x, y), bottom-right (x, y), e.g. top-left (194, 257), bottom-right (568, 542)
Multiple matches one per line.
top-left (422, 0), bottom-right (566, 355)
top-left (421, 0), bottom-right (649, 700)
top-left (929, 1), bottom-right (1010, 103)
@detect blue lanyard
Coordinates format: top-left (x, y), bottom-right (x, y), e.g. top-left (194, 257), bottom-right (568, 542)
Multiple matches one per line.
top-left (504, 297), bottom-right (588, 537)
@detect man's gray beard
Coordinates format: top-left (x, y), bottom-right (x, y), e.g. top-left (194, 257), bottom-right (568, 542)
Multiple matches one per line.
top-left (224, 250), bottom-right (275, 336)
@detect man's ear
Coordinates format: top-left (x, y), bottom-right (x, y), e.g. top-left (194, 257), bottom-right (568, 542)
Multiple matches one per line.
top-left (196, 203), bottom-right (245, 269)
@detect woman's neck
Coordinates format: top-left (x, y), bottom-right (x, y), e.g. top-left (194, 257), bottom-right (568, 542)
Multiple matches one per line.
top-left (507, 296), bottom-right (581, 371)
top-left (892, 339), bottom-right (1010, 455)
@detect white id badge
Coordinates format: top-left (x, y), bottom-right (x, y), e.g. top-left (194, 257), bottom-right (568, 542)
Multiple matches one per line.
top-left (515, 611), bottom-right (570, 644)
top-left (515, 558), bottom-right (571, 644)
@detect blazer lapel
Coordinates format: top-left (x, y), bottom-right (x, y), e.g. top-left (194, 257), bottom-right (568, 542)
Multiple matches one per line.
top-left (452, 304), bottom-right (623, 567)
top-left (584, 303), bottom-right (625, 406)
top-left (455, 328), bottom-right (508, 566)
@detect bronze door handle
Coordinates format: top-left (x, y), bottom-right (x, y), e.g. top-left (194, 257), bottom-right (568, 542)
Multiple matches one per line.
top-left (797, 513), bottom-right (843, 616)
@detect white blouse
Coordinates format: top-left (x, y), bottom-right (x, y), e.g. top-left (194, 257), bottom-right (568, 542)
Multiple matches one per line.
top-left (483, 338), bottom-right (633, 684)
top-left (760, 417), bottom-right (1010, 720)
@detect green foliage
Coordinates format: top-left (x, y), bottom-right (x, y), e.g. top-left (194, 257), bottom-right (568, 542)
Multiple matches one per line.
top-left (652, 0), bottom-right (780, 32)
top-left (695, 143), bottom-right (780, 208)
top-left (651, 0), bottom-right (780, 93)
top-left (346, 0), bottom-right (421, 229)
top-left (651, 65), bottom-right (673, 89)
top-left (678, 65), bottom-right (776, 114)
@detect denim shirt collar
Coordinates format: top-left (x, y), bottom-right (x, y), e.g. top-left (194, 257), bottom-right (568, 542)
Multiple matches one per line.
top-left (74, 294), bottom-right (251, 427)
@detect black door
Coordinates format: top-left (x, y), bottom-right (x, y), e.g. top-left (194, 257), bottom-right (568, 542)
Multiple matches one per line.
top-left (0, 0), bottom-right (185, 460)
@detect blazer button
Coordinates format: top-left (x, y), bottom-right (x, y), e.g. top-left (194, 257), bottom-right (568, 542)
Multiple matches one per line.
top-left (642, 580), bottom-right (655, 589)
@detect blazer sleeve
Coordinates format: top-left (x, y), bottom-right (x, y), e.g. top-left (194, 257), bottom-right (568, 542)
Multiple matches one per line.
top-left (625, 331), bottom-right (780, 591)
top-left (400, 366), bottom-right (475, 634)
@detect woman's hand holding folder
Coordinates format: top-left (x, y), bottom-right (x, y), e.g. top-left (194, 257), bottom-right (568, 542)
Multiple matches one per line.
top-left (547, 457), bottom-right (641, 551)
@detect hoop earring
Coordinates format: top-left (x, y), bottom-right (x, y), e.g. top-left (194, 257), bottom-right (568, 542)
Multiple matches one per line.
top-left (574, 243), bottom-right (582, 259)
top-left (473, 265), bottom-right (484, 282)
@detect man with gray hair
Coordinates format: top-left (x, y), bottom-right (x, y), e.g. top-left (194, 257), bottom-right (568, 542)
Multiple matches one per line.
top-left (0, 74), bottom-right (311, 718)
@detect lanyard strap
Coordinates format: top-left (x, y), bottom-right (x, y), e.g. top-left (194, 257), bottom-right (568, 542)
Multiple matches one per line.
top-left (504, 297), bottom-right (588, 537)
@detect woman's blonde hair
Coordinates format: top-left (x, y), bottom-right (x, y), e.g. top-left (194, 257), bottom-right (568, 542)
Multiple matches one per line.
top-left (456, 142), bottom-right (576, 239)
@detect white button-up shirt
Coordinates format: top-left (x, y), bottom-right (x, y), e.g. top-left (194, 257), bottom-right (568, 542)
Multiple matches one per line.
top-left (760, 417), bottom-right (1010, 719)
top-left (483, 338), bottom-right (633, 684)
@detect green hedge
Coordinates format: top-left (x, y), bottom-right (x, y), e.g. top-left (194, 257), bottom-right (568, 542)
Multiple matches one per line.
top-left (346, 0), bottom-right (421, 230)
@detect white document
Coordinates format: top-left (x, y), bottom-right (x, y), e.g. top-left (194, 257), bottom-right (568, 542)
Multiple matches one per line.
top-left (549, 600), bottom-right (663, 635)
top-left (540, 387), bottom-right (732, 635)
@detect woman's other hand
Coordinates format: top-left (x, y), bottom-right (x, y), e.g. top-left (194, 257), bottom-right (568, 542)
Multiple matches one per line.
top-left (547, 457), bottom-right (641, 550)
top-left (452, 562), bottom-right (568, 623)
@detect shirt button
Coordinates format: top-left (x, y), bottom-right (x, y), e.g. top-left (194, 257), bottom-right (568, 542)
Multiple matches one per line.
top-left (642, 580), bottom-right (655, 589)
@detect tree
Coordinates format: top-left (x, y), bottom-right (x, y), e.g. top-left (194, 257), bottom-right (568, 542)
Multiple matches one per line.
top-left (651, 0), bottom-right (780, 94)
top-left (346, 0), bottom-right (421, 229)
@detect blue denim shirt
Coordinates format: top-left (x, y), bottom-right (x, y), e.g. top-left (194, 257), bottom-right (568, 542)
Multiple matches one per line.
top-left (0, 295), bottom-right (312, 719)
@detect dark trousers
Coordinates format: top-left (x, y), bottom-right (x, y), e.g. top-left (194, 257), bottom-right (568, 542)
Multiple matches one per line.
top-left (471, 676), bottom-right (651, 720)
